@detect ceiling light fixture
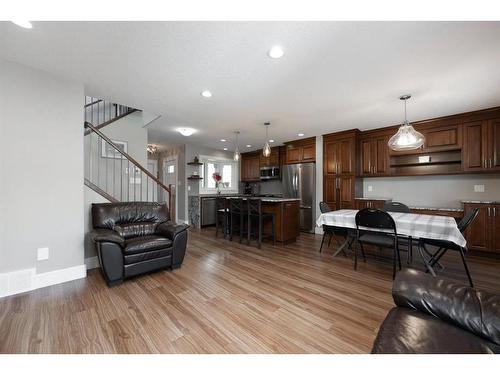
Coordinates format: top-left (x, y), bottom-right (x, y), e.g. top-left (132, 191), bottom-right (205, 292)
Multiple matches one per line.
top-left (223, 147), bottom-right (228, 151)
top-left (147, 144), bottom-right (159, 155)
top-left (268, 46), bottom-right (285, 59)
top-left (201, 90), bottom-right (212, 98)
top-left (220, 139), bottom-right (226, 142)
top-left (177, 127), bottom-right (196, 137)
top-left (233, 131), bottom-right (241, 161)
top-left (246, 145), bottom-right (252, 148)
top-left (262, 122), bottom-right (272, 157)
top-left (11, 20), bottom-right (32, 29)
top-left (298, 133), bottom-right (305, 137)
top-left (269, 139), bottom-right (275, 143)
top-left (388, 94), bottom-right (425, 151)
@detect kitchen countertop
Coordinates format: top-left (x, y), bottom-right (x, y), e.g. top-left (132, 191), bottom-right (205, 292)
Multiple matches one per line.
top-left (410, 206), bottom-right (464, 212)
top-left (461, 200), bottom-right (500, 204)
top-left (226, 197), bottom-right (301, 203)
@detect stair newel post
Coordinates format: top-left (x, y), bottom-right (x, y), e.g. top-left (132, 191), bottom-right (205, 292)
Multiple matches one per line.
top-left (169, 184), bottom-right (175, 222)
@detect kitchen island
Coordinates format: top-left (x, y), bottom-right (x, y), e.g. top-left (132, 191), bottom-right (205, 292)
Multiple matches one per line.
top-left (227, 197), bottom-right (301, 244)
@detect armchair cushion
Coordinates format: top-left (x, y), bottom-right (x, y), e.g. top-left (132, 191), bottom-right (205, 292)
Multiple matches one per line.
top-left (90, 228), bottom-right (125, 246)
top-left (124, 235), bottom-right (172, 255)
top-left (156, 222), bottom-right (189, 240)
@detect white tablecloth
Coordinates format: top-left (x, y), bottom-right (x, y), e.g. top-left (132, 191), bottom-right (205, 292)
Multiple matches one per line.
top-left (316, 209), bottom-right (466, 248)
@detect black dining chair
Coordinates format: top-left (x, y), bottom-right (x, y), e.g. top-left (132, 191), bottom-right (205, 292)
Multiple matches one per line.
top-left (318, 201), bottom-right (352, 255)
top-left (355, 208), bottom-right (402, 279)
top-left (229, 198), bottom-right (247, 243)
top-left (215, 196), bottom-right (230, 239)
top-left (383, 201), bottom-right (414, 263)
top-left (247, 198), bottom-right (276, 248)
top-left (418, 208), bottom-right (479, 287)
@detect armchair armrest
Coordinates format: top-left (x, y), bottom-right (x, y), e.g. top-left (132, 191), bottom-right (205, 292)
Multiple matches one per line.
top-left (156, 222), bottom-right (189, 240)
top-left (393, 269), bottom-right (500, 346)
top-left (90, 228), bottom-right (125, 247)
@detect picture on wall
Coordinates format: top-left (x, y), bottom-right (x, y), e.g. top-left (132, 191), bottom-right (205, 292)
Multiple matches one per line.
top-left (101, 139), bottom-right (128, 159)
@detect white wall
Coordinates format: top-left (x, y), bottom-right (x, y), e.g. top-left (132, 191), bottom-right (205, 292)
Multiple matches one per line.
top-left (84, 111), bottom-right (150, 261)
top-left (0, 59), bottom-right (84, 280)
top-left (362, 174), bottom-right (500, 208)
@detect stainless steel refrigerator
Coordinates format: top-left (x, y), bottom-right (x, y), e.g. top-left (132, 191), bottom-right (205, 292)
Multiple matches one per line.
top-left (282, 163), bottom-right (316, 233)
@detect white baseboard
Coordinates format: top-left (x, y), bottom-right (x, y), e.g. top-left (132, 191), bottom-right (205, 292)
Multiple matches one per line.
top-left (0, 264), bottom-right (86, 299)
top-left (85, 256), bottom-right (100, 269)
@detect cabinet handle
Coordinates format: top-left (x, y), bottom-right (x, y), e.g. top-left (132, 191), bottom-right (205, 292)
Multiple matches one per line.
top-left (494, 207), bottom-right (497, 217)
top-left (488, 207), bottom-right (491, 217)
top-left (490, 158), bottom-right (493, 168)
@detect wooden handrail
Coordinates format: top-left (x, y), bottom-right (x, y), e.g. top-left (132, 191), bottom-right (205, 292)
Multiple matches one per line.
top-left (84, 121), bottom-right (172, 194)
top-left (83, 109), bottom-right (137, 136)
top-left (84, 99), bottom-right (103, 108)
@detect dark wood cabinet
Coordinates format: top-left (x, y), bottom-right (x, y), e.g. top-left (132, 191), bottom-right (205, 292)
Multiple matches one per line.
top-left (421, 123), bottom-right (462, 152)
top-left (284, 137), bottom-right (316, 164)
top-left (323, 130), bottom-right (360, 210)
top-left (360, 134), bottom-right (389, 176)
top-left (463, 202), bottom-right (500, 253)
top-left (354, 199), bottom-right (389, 210)
top-left (463, 118), bottom-right (500, 172)
top-left (259, 147), bottom-right (280, 167)
top-left (241, 153), bottom-right (260, 182)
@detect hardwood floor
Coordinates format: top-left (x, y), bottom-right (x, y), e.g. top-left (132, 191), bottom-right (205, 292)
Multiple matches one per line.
top-left (1, 228), bottom-right (499, 354)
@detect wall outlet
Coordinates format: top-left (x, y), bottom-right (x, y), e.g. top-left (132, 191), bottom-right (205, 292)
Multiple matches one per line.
top-left (474, 184), bottom-right (485, 193)
top-left (37, 247), bottom-right (49, 261)
top-left (368, 185), bottom-right (373, 192)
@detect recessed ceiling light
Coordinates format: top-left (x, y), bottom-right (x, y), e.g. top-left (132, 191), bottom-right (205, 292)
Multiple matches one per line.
top-left (298, 133), bottom-right (305, 137)
top-left (201, 90), bottom-right (212, 98)
top-left (11, 20), bottom-right (33, 29)
top-left (246, 145), bottom-right (252, 148)
top-left (269, 139), bottom-right (275, 143)
top-left (223, 147), bottom-right (228, 151)
top-left (177, 127), bottom-right (196, 137)
top-left (220, 139), bottom-right (226, 142)
top-left (268, 46), bottom-right (285, 59)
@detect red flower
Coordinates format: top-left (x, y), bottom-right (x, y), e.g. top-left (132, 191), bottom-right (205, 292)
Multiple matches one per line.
top-left (212, 172), bottom-right (222, 182)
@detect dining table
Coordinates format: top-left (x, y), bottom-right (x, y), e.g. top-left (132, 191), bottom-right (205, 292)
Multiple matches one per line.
top-left (316, 209), bottom-right (466, 271)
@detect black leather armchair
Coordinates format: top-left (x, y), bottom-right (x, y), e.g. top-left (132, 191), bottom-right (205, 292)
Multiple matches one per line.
top-left (372, 269), bottom-right (500, 354)
top-left (90, 202), bottom-right (189, 286)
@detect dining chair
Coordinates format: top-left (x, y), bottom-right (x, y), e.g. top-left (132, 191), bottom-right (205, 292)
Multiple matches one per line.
top-left (247, 198), bottom-right (276, 248)
top-left (318, 201), bottom-right (352, 255)
top-left (355, 208), bottom-right (402, 279)
top-left (418, 208), bottom-right (479, 287)
top-left (215, 196), bottom-right (230, 239)
top-left (383, 201), bottom-right (411, 213)
top-left (383, 201), bottom-right (415, 264)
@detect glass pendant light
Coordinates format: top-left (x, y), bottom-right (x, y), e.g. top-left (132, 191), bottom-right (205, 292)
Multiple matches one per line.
top-left (388, 95), bottom-right (425, 151)
top-left (262, 122), bottom-right (271, 157)
top-left (233, 131), bottom-right (241, 161)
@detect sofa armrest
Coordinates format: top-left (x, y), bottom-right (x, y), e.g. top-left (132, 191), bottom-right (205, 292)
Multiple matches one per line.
top-left (156, 222), bottom-right (189, 240)
top-left (90, 228), bottom-right (125, 247)
top-left (393, 269), bottom-right (500, 346)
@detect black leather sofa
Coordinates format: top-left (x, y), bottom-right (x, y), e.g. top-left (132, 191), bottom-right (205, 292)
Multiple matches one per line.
top-left (372, 269), bottom-right (500, 354)
top-left (90, 202), bottom-right (189, 286)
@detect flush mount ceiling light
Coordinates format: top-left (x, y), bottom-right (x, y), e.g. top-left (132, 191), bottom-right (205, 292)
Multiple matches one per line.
top-left (223, 147), bottom-right (228, 151)
top-left (298, 133), bottom-right (305, 137)
top-left (268, 46), bottom-right (285, 59)
top-left (246, 144), bottom-right (252, 148)
top-left (388, 94), bottom-right (425, 151)
top-left (201, 90), bottom-right (212, 98)
top-left (11, 20), bottom-right (32, 29)
top-left (177, 127), bottom-right (196, 137)
top-left (233, 131), bottom-right (241, 161)
top-left (220, 139), bottom-right (226, 142)
top-left (147, 144), bottom-right (159, 154)
top-left (262, 122), bottom-right (272, 158)
top-left (269, 139), bottom-right (275, 143)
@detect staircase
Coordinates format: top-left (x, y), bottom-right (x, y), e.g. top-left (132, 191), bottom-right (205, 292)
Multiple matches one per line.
top-left (83, 97), bottom-right (175, 221)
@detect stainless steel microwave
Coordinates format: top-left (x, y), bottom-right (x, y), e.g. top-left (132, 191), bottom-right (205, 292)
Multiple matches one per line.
top-left (260, 166), bottom-right (280, 180)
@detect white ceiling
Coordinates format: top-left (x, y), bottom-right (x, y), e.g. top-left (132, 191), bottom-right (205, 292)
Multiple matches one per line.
top-left (1, 21), bottom-right (500, 152)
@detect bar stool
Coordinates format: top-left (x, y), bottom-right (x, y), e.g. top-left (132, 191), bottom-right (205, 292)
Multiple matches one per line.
top-left (247, 198), bottom-right (276, 249)
top-left (229, 198), bottom-right (247, 243)
top-left (215, 196), bottom-right (230, 239)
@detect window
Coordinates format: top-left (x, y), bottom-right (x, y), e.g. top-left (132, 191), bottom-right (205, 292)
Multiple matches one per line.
top-left (167, 165), bottom-right (175, 174)
top-left (199, 155), bottom-right (239, 194)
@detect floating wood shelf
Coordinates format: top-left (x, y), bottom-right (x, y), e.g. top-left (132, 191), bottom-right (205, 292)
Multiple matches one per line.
top-left (187, 175), bottom-right (203, 180)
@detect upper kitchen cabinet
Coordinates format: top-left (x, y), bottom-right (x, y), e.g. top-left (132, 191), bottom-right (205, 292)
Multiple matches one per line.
top-left (284, 137), bottom-right (316, 164)
top-left (463, 118), bottom-right (500, 172)
top-left (241, 152), bottom-right (260, 182)
top-left (259, 146), bottom-right (280, 167)
top-left (360, 132), bottom-right (390, 176)
top-left (324, 130), bottom-right (359, 176)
